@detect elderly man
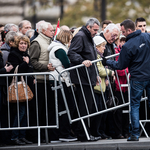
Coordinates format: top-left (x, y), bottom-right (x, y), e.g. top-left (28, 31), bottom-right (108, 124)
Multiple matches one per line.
top-left (28, 21), bottom-right (55, 143)
top-left (30, 20), bottom-right (45, 42)
top-left (68, 18), bottom-right (101, 142)
top-left (135, 17), bottom-right (147, 33)
top-left (99, 23), bottom-right (119, 139)
top-left (18, 20), bottom-right (32, 35)
top-left (100, 23), bottom-right (120, 58)
top-left (102, 19), bottom-right (150, 141)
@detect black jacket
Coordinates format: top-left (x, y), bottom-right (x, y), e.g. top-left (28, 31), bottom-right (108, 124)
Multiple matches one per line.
top-left (100, 32), bottom-right (115, 60)
top-left (8, 47), bottom-right (34, 89)
top-left (68, 26), bottom-right (97, 86)
top-left (8, 47), bottom-right (33, 74)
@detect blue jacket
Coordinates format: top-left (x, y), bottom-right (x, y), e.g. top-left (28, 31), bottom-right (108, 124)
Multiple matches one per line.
top-left (106, 30), bottom-right (150, 81)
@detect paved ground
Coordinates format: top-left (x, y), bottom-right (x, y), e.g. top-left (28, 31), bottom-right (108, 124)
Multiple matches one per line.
top-left (0, 137), bottom-right (150, 150)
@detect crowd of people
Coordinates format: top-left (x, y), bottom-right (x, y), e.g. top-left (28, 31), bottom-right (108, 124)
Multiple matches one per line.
top-left (0, 17), bottom-right (149, 146)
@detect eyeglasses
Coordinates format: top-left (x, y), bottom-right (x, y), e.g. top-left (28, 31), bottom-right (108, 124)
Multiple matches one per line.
top-left (111, 33), bottom-right (118, 38)
top-left (49, 30), bottom-right (54, 32)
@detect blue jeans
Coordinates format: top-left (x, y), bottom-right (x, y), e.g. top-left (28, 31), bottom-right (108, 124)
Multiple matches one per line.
top-left (130, 79), bottom-right (150, 137)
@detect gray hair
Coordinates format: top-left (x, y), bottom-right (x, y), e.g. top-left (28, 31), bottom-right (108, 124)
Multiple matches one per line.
top-left (38, 22), bottom-right (52, 33)
top-left (36, 20), bottom-right (45, 30)
top-left (4, 24), bottom-right (19, 32)
top-left (5, 31), bottom-right (17, 44)
top-left (85, 18), bottom-right (100, 27)
top-left (103, 23), bottom-right (120, 34)
top-left (25, 29), bottom-right (34, 38)
top-left (18, 20), bottom-right (31, 29)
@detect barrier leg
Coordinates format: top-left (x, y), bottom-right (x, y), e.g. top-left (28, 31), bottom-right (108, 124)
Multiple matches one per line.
top-left (45, 128), bottom-right (49, 144)
top-left (81, 119), bottom-right (90, 140)
top-left (38, 127), bottom-right (41, 146)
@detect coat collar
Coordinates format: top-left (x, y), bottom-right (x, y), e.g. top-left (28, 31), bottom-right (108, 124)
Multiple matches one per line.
top-left (80, 26), bottom-right (94, 44)
top-left (39, 33), bottom-right (52, 44)
top-left (126, 30), bottom-right (141, 42)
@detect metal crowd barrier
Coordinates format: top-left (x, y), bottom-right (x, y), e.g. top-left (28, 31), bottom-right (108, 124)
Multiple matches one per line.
top-left (0, 72), bottom-right (58, 146)
top-left (58, 53), bottom-right (148, 140)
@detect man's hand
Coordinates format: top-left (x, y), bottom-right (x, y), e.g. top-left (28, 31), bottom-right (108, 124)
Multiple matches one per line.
top-left (102, 56), bottom-right (107, 66)
top-left (47, 63), bottom-right (55, 71)
top-left (82, 60), bottom-right (92, 67)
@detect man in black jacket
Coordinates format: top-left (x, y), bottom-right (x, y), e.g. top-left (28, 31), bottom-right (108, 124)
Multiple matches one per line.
top-left (68, 18), bottom-right (101, 141)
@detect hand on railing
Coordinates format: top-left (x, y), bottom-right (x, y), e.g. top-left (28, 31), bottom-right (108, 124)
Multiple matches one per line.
top-left (82, 60), bottom-right (92, 67)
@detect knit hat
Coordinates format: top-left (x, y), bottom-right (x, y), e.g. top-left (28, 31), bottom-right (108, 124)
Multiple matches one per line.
top-left (93, 36), bottom-right (106, 46)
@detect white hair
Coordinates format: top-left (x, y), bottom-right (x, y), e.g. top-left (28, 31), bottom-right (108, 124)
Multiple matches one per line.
top-left (103, 23), bottom-right (120, 33)
top-left (36, 20), bottom-right (45, 30)
top-left (38, 22), bottom-right (52, 33)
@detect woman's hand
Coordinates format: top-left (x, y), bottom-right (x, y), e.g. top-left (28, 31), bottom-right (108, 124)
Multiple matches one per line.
top-left (23, 56), bottom-right (29, 64)
top-left (111, 71), bottom-right (115, 76)
top-left (5, 64), bottom-right (13, 72)
top-left (33, 79), bottom-right (36, 84)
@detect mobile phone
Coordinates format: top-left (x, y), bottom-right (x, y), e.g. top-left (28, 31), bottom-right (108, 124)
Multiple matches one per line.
top-left (6, 62), bottom-right (11, 66)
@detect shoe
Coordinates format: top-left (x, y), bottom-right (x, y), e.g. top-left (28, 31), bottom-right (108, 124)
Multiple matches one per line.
top-left (59, 135), bottom-right (77, 142)
top-left (20, 138), bottom-right (33, 144)
top-left (127, 135), bottom-right (139, 141)
top-left (101, 133), bottom-right (112, 139)
top-left (124, 134), bottom-right (129, 138)
top-left (89, 135), bottom-right (101, 141)
top-left (116, 134), bottom-right (124, 139)
top-left (11, 139), bottom-right (26, 145)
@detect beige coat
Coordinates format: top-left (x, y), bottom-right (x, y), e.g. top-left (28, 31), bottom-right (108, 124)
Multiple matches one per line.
top-left (94, 54), bottom-right (112, 94)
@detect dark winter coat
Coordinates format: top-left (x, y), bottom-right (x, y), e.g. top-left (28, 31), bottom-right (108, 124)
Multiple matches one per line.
top-left (68, 26), bottom-right (97, 86)
top-left (8, 47), bottom-right (34, 89)
top-left (100, 32), bottom-right (115, 60)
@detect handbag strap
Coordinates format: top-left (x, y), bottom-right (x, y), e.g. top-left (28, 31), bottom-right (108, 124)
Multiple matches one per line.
top-left (11, 65), bottom-right (26, 88)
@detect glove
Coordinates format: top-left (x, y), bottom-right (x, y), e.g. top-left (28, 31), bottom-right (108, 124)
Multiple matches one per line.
top-left (102, 56), bottom-right (107, 66)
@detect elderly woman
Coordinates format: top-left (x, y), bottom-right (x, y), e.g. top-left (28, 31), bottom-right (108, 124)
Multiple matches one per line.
top-left (8, 35), bottom-right (34, 145)
top-left (90, 36), bottom-right (114, 139)
top-left (48, 30), bottom-right (77, 142)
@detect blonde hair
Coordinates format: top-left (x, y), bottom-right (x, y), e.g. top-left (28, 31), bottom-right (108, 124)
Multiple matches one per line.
top-left (14, 35), bottom-right (30, 48)
top-left (56, 30), bottom-right (73, 45)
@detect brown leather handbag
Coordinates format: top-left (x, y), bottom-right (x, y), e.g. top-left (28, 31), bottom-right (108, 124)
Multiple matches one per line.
top-left (7, 65), bottom-right (34, 103)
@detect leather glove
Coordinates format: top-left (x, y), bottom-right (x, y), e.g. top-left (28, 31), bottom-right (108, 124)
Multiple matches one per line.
top-left (102, 56), bottom-right (107, 66)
